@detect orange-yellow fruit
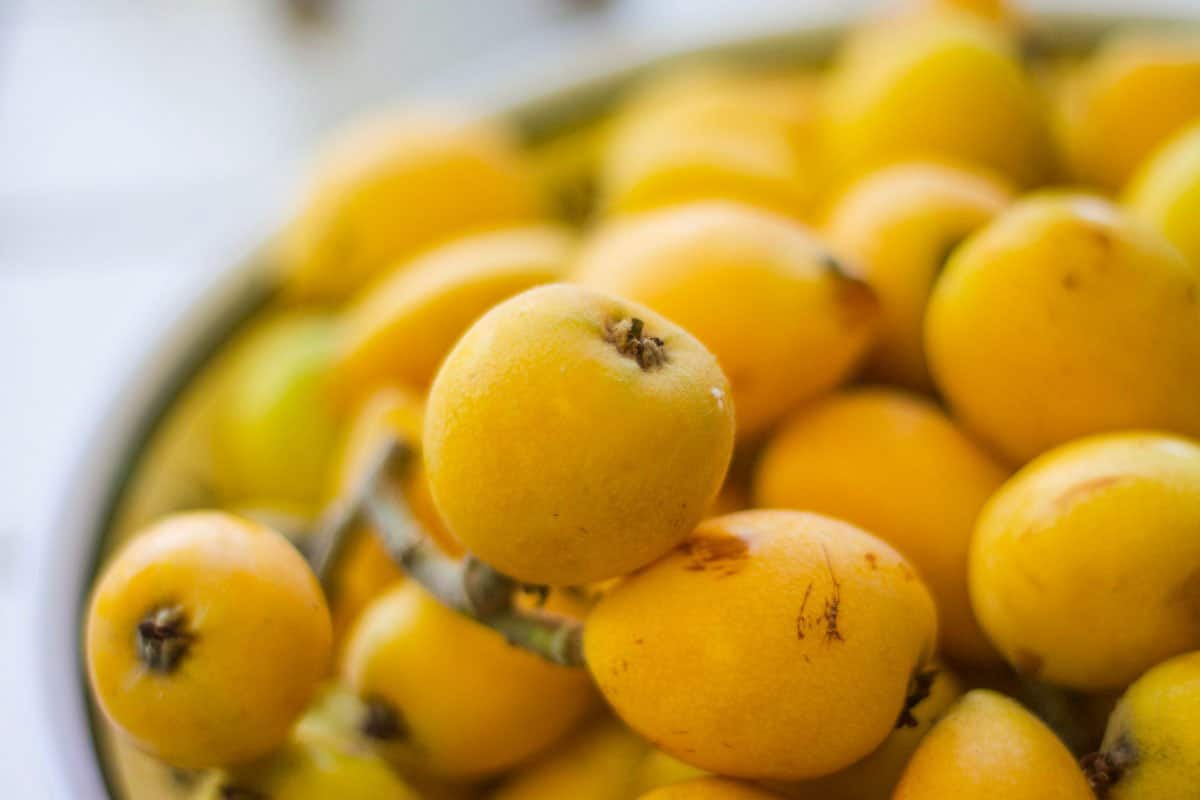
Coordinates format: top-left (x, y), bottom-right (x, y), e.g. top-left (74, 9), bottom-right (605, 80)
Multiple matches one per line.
top-left (767, 664), bottom-right (963, 800)
top-left (341, 582), bottom-right (597, 778)
top-left (754, 388), bottom-right (1006, 666)
top-left (638, 777), bottom-right (784, 800)
top-left (631, 749), bottom-right (710, 796)
top-left (574, 202), bottom-right (877, 438)
top-left (893, 690), bottom-right (1094, 799)
top-left (424, 284), bottom-right (734, 585)
top-left (969, 432), bottom-right (1200, 691)
top-left (926, 194), bottom-right (1200, 464)
top-left (280, 113), bottom-right (542, 300)
top-left (602, 67), bottom-right (823, 219)
top-left (1054, 33), bottom-right (1200, 191)
top-left (86, 512), bottom-right (331, 769)
top-left (824, 161), bottom-right (1011, 389)
top-left (1125, 122), bottom-right (1200, 267)
top-left (489, 715), bottom-right (648, 800)
top-left (585, 510), bottom-right (938, 781)
top-left (336, 225), bottom-right (572, 405)
top-left (824, 13), bottom-right (1046, 187)
top-left (329, 386), bottom-right (459, 555)
top-left (1089, 650), bottom-right (1200, 800)
top-left (210, 312), bottom-right (340, 512)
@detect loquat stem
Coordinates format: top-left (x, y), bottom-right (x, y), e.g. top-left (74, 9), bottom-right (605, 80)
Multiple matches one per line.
top-left (308, 436), bottom-right (586, 668)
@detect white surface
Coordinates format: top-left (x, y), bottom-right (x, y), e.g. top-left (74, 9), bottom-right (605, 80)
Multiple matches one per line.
top-left (2, 0), bottom-right (1196, 796)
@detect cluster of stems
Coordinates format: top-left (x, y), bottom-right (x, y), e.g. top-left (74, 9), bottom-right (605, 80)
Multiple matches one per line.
top-left (308, 436), bottom-right (585, 668)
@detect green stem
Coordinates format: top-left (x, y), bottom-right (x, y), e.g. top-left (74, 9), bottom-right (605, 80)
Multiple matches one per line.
top-left (308, 437), bottom-right (586, 668)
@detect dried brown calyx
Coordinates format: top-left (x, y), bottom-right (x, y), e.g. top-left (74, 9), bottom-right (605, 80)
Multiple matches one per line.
top-left (896, 667), bottom-right (939, 729)
top-left (606, 317), bottom-right (667, 370)
top-left (361, 696), bottom-right (407, 741)
top-left (1082, 737), bottom-right (1137, 798)
top-left (137, 605), bottom-right (193, 673)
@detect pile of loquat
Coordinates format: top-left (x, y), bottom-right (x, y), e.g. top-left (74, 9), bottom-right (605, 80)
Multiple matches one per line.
top-left (84, 1), bottom-right (1200, 798)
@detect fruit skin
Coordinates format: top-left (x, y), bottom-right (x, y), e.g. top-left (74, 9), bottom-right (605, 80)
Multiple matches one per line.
top-left (489, 715), bottom-right (648, 800)
top-left (280, 113), bottom-right (542, 300)
top-left (766, 664), bottom-right (962, 800)
top-left (210, 312), bottom-right (340, 512)
top-left (1126, 122), bottom-right (1200, 267)
top-left (638, 778), bottom-right (783, 800)
top-left (192, 728), bottom-right (420, 800)
top-left (824, 13), bottom-right (1046, 187)
top-left (969, 432), bottom-right (1200, 691)
top-left (341, 582), bottom-right (597, 779)
top-left (86, 512), bottom-right (332, 769)
top-left (1054, 33), bottom-right (1200, 191)
top-left (336, 225), bottom-right (572, 406)
top-left (602, 67), bottom-right (823, 220)
top-left (1090, 650), bottom-right (1200, 800)
top-left (424, 283), bottom-right (735, 585)
top-left (574, 202), bottom-right (877, 438)
top-left (584, 510), bottom-right (938, 781)
top-left (925, 194), bottom-right (1200, 465)
top-left (630, 749), bottom-right (709, 796)
top-left (893, 690), bottom-right (1094, 799)
top-left (754, 389), bottom-right (1006, 666)
top-left (824, 161), bottom-right (1011, 390)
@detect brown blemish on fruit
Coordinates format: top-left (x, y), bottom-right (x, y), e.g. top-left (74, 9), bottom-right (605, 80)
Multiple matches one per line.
top-left (1168, 567), bottom-right (1200, 619)
top-left (822, 546), bottom-right (844, 643)
top-left (605, 317), bottom-right (667, 370)
top-left (864, 552), bottom-right (878, 570)
top-left (137, 605), bottom-right (193, 674)
top-left (219, 786), bottom-right (267, 800)
top-left (1014, 648), bottom-right (1045, 681)
top-left (361, 696), bottom-right (407, 741)
top-left (1062, 272), bottom-right (1081, 290)
top-left (1082, 734), bottom-right (1137, 798)
top-left (1054, 475), bottom-right (1126, 512)
top-left (678, 533), bottom-right (749, 577)
top-left (796, 582), bottom-right (815, 640)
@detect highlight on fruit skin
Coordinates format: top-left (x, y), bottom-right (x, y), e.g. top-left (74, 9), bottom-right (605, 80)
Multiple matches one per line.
top-left (892, 689), bottom-right (1094, 799)
top-left (824, 160), bottom-right (1012, 390)
top-left (278, 112), bottom-right (543, 300)
top-left (1083, 650), bottom-right (1200, 799)
top-left (86, 512), bottom-right (332, 769)
top-left (423, 283), bottom-right (735, 586)
top-left (335, 224), bottom-right (573, 407)
top-left (584, 509), bottom-right (938, 781)
top-left (969, 431), bottom-right (1200, 691)
top-left (925, 193), bottom-right (1200, 465)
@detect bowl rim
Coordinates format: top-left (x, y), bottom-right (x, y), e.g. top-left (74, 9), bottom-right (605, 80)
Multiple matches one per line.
top-left (37, 10), bottom-right (1199, 798)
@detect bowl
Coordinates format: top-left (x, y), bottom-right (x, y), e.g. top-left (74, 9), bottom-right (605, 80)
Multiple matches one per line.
top-left (39, 10), bottom-right (1192, 798)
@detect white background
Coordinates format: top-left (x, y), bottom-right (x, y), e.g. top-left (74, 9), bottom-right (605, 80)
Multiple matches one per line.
top-left (2, 0), bottom-right (1195, 796)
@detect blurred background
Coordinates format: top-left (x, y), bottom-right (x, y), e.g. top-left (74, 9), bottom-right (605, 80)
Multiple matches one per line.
top-left (0, 0), bottom-right (1193, 794)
